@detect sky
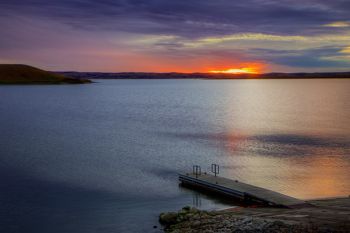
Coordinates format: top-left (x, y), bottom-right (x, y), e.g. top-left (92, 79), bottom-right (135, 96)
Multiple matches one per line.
top-left (1, 0), bottom-right (350, 72)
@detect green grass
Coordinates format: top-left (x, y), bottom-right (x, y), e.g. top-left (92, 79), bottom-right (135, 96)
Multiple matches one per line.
top-left (0, 64), bottom-right (91, 84)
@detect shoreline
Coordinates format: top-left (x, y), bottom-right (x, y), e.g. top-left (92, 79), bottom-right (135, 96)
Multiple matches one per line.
top-left (159, 197), bottom-right (350, 232)
top-left (58, 71), bottom-right (350, 80)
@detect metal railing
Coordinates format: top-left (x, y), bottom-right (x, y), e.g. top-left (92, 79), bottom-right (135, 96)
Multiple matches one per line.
top-left (191, 164), bottom-right (220, 178)
top-left (192, 165), bottom-right (201, 178)
top-left (211, 163), bottom-right (219, 177)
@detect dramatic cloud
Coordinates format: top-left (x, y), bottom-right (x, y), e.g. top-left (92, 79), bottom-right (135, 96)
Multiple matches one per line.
top-left (0, 0), bottom-right (350, 72)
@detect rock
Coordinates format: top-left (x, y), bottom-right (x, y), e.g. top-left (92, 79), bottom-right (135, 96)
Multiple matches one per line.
top-left (159, 212), bottom-right (178, 225)
top-left (192, 220), bottom-right (201, 227)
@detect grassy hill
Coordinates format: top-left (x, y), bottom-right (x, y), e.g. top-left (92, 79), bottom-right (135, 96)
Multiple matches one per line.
top-left (0, 64), bottom-right (91, 84)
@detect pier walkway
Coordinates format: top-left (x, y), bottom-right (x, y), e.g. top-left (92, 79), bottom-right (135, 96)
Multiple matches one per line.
top-left (179, 171), bottom-right (308, 208)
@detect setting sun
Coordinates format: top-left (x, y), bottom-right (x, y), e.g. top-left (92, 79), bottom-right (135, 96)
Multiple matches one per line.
top-left (210, 67), bottom-right (260, 74)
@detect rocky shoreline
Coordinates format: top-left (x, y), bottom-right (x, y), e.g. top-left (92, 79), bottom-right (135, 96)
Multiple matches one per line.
top-left (159, 197), bottom-right (350, 233)
top-left (159, 207), bottom-right (315, 233)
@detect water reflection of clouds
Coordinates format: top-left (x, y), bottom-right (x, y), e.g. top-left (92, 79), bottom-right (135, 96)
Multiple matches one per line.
top-left (251, 134), bottom-right (350, 148)
top-left (162, 131), bottom-right (350, 199)
top-left (162, 132), bottom-right (350, 156)
top-left (283, 155), bottom-right (350, 199)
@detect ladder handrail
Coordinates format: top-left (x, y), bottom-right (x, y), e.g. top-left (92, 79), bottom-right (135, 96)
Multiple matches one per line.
top-left (192, 165), bottom-right (201, 178)
top-left (211, 163), bottom-right (219, 177)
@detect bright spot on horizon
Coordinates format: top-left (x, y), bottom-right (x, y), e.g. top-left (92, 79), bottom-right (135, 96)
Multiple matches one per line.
top-left (209, 67), bottom-right (260, 74)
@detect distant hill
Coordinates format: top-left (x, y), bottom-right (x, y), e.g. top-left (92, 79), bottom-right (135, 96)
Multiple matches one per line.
top-left (0, 64), bottom-right (91, 84)
top-left (59, 71), bottom-right (350, 80)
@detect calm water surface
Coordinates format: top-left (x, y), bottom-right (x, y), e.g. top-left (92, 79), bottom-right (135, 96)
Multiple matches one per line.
top-left (0, 79), bottom-right (349, 232)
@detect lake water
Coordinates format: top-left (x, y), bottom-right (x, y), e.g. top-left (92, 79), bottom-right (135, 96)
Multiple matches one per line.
top-left (0, 79), bottom-right (349, 233)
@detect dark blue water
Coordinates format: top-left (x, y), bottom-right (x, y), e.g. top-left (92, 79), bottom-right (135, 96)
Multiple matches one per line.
top-left (1, 79), bottom-right (349, 232)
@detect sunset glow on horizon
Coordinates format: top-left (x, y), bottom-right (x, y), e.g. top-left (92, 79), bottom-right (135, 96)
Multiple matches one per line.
top-left (209, 67), bottom-right (260, 74)
top-left (209, 63), bottom-right (264, 74)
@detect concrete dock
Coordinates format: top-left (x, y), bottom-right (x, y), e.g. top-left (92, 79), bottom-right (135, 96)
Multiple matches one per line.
top-left (179, 172), bottom-right (308, 208)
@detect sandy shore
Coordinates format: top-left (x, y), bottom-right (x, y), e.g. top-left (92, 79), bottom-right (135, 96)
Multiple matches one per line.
top-left (159, 197), bottom-right (350, 232)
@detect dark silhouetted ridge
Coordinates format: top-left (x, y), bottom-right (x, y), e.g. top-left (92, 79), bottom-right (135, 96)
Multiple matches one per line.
top-left (0, 64), bottom-right (91, 84)
top-left (58, 71), bottom-right (350, 80)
